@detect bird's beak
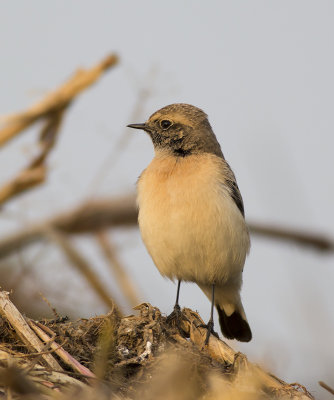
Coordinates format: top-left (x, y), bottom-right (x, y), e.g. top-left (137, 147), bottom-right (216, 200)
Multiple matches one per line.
top-left (127, 123), bottom-right (147, 130)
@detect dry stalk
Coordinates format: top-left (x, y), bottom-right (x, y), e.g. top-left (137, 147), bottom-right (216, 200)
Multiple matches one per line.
top-left (96, 231), bottom-right (141, 309)
top-left (0, 194), bottom-right (333, 261)
top-left (149, 303), bottom-right (314, 399)
top-left (0, 54), bottom-right (118, 207)
top-left (0, 195), bottom-right (137, 259)
top-left (88, 67), bottom-right (156, 194)
top-left (0, 54), bottom-right (118, 147)
top-left (0, 349), bottom-right (87, 395)
top-left (319, 381), bottom-right (334, 396)
top-left (28, 320), bottom-right (96, 379)
top-left (249, 222), bottom-right (334, 252)
top-left (0, 108), bottom-right (65, 206)
top-left (0, 291), bottom-right (61, 370)
top-left (45, 227), bottom-right (122, 314)
top-left (180, 307), bottom-right (309, 397)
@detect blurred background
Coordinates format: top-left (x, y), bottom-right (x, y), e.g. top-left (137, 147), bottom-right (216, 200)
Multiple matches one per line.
top-left (0, 1), bottom-right (333, 398)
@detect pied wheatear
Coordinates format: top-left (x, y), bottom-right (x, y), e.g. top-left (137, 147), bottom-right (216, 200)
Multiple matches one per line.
top-left (128, 103), bottom-right (251, 343)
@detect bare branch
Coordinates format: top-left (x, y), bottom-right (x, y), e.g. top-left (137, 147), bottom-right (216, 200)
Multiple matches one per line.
top-left (0, 195), bottom-right (137, 259)
top-left (0, 291), bottom-right (61, 370)
top-left (248, 222), bottom-right (334, 252)
top-left (28, 320), bottom-right (96, 379)
top-left (0, 54), bottom-right (118, 206)
top-left (45, 228), bottom-right (122, 314)
top-left (0, 194), bottom-right (332, 260)
top-left (0, 54), bottom-right (118, 147)
top-left (96, 231), bottom-right (141, 309)
top-left (0, 108), bottom-right (65, 205)
top-left (87, 67), bottom-right (156, 194)
top-left (319, 381), bottom-right (334, 396)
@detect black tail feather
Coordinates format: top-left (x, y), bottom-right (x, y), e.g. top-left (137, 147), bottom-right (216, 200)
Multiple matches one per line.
top-left (216, 304), bottom-right (252, 342)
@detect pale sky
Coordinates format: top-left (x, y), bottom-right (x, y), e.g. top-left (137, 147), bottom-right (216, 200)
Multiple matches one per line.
top-left (0, 2), bottom-right (333, 398)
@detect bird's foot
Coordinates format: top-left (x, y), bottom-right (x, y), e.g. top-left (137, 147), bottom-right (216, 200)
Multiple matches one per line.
top-left (198, 319), bottom-right (219, 345)
top-left (166, 304), bottom-right (183, 329)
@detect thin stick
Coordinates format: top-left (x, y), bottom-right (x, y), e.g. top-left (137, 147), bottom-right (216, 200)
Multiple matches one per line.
top-left (96, 231), bottom-right (141, 308)
top-left (28, 320), bottom-right (96, 379)
top-left (0, 54), bottom-right (118, 205)
top-left (0, 195), bottom-right (137, 259)
top-left (0, 107), bottom-right (64, 205)
top-left (248, 222), bottom-right (334, 252)
top-left (46, 227), bottom-right (122, 313)
top-left (0, 194), bottom-right (333, 259)
top-left (88, 69), bottom-right (155, 194)
top-left (319, 381), bottom-right (334, 396)
top-left (0, 291), bottom-right (61, 370)
top-left (0, 54), bottom-right (118, 147)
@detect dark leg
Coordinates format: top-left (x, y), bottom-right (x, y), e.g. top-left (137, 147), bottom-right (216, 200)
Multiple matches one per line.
top-left (203, 284), bottom-right (218, 345)
top-left (167, 280), bottom-right (182, 325)
top-left (174, 280), bottom-right (181, 311)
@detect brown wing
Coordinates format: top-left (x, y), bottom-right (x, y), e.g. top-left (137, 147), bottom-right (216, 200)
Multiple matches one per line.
top-left (228, 178), bottom-right (245, 217)
top-left (224, 161), bottom-right (245, 217)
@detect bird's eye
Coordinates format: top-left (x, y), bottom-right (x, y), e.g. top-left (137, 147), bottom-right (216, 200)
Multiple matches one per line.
top-left (160, 119), bottom-right (172, 130)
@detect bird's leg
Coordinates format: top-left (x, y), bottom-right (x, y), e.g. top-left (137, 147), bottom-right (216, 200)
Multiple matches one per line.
top-left (174, 280), bottom-right (181, 312)
top-left (167, 280), bottom-right (182, 325)
top-left (201, 284), bottom-right (219, 345)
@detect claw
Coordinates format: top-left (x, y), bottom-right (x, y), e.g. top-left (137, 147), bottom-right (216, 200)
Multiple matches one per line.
top-left (167, 304), bottom-right (182, 327)
top-left (199, 319), bottom-right (219, 345)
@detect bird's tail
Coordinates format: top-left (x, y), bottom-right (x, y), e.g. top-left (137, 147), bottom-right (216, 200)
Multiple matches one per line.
top-left (199, 283), bottom-right (252, 342)
top-left (216, 303), bottom-right (252, 342)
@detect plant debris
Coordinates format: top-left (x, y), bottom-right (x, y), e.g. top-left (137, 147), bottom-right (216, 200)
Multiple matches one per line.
top-left (0, 292), bottom-right (313, 399)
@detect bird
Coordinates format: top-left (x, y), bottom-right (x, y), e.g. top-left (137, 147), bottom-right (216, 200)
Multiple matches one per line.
top-left (127, 103), bottom-right (252, 343)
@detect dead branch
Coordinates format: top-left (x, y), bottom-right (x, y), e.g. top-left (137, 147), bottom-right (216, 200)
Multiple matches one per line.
top-left (179, 307), bottom-right (312, 398)
top-left (0, 108), bottom-right (65, 205)
top-left (28, 320), bottom-right (96, 379)
top-left (0, 195), bottom-right (136, 259)
top-left (45, 228), bottom-right (122, 314)
top-left (248, 222), bottom-right (334, 252)
top-left (0, 54), bottom-right (118, 206)
top-left (319, 381), bottom-right (334, 396)
top-left (0, 54), bottom-right (118, 147)
top-left (0, 194), bottom-right (333, 261)
top-left (0, 291), bottom-right (61, 370)
top-left (119, 303), bottom-right (313, 399)
top-left (96, 231), bottom-right (141, 308)
top-left (88, 68), bottom-right (156, 194)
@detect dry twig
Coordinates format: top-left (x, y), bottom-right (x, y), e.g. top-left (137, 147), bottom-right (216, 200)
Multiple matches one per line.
top-left (319, 381), bottom-right (334, 396)
top-left (0, 54), bottom-right (118, 206)
top-left (0, 54), bottom-right (118, 147)
top-left (0, 108), bottom-right (65, 205)
top-left (179, 307), bottom-right (313, 398)
top-left (0, 195), bottom-right (137, 259)
top-left (0, 291), bottom-right (61, 370)
top-left (117, 303), bottom-right (314, 400)
top-left (97, 231), bottom-right (141, 309)
top-left (28, 320), bottom-right (96, 379)
top-left (249, 222), bottom-right (334, 252)
top-left (45, 228), bottom-right (122, 314)
top-left (0, 194), bottom-right (332, 260)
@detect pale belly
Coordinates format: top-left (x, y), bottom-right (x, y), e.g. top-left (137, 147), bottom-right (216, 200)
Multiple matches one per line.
top-left (137, 153), bottom-right (250, 285)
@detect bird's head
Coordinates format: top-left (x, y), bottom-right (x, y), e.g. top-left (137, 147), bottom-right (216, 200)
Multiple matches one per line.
top-left (127, 103), bottom-right (223, 157)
